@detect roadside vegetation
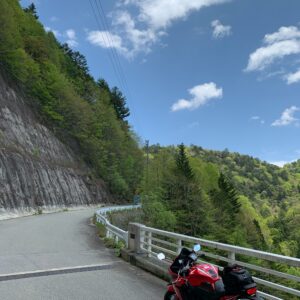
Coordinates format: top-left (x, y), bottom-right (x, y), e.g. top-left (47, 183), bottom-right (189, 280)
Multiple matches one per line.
top-left (93, 214), bottom-right (125, 257)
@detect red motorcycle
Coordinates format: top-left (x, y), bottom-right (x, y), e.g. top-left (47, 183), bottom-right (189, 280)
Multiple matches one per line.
top-left (158, 245), bottom-right (259, 300)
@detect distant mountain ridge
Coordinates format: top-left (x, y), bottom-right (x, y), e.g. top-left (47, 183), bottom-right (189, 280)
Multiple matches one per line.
top-left (188, 145), bottom-right (298, 205)
top-left (143, 144), bottom-right (300, 258)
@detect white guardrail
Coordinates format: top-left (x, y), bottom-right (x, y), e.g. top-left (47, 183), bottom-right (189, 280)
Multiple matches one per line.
top-left (96, 206), bottom-right (300, 300)
top-left (95, 204), bottom-right (141, 246)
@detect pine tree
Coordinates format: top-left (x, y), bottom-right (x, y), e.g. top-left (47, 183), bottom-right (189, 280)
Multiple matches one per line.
top-left (97, 78), bottom-right (110, 92)
top-left (218, 173), bottom-right (241, 214)
top-left (253, 219), bottom-right (267, 249)
top-left (24, 3), bottom-right (38, 19)
top-left (176, 143), bottom-right (194, 180)
top-left (110, 87), bottom-right (130, 120)
top-left (209, 173), bottom-right (241, 242)
top-left (165, 144), bottom-right (211, 236)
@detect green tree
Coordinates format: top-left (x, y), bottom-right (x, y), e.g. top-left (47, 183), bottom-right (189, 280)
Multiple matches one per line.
top-left (110, 87), bottom-right (130, 121)
top-left (176, 143), bottom-right (194, 180)
top-left (97, 78), bottom-right (110, 92)
top-left (23, 3), bottom-right (38, 19)
top-left (209, 173), bottom-right (241, 242)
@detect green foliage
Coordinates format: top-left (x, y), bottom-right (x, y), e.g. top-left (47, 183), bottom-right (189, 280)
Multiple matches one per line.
top-left (108, 208), bottom-right (144, 231)
top-left (143, 194), bottom-right (177, 231)
top-left (176, 143), bottom-right (194, 180)
top-left (103, 237), bottom-right (125, 257)
top-left (139, 143), bottom-right (300, 258)
top-left (96, 222), bottom-right (107, 238)
top-left (208, 173), bottom-right (243, 243)
top-left (110, 87), bottom-right (130, 121)
top-left (23, 3), bottom-right (38, 19)
top-left (0, 0), bottom-right (143, 200)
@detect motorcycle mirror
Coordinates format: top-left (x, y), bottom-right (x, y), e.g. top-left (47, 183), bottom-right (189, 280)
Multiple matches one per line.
top-left (193, 244), bottom-right (201, 252)
top-left (157, 253), bottom-right (165, 260)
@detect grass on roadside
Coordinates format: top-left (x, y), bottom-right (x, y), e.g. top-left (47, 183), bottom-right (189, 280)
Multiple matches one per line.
top-left (93, 214), bottom-right (125, 256)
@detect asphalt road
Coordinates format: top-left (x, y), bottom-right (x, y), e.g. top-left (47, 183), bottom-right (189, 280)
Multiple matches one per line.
top-left (0, 209), bottom-right (165, 299)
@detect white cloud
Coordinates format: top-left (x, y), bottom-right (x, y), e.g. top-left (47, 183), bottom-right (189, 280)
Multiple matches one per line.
top-left (64, 29), bottom-right (78, 48)
top-left (171, 82), bottom-right (223, 112)
top-left (88, 0), bottom-right (230, 58)
top-left (111, 10), bottom-right (160, 57)
top-left (245, 39), bottom-right (300, 72)
top-left (245, 26), bottom-right (300, 82)
top-left (271, 106), bottom-right (299, 127)
top-left (87, 30), bottom-right (128, 55)
top-left (285, 69), bottom-right (300, 84)
top-left (126, 0), bottom-right (230, 29)
top-left (66, 29), bottom-right (76, 40)
top-left (211, 20), bottom-right (232, 39)
top-left (264, 26), bottom-right (300, 44)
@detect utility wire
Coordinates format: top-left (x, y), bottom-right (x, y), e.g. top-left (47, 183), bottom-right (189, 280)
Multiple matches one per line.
top-left (94, 0), bottom-right (127, 91)
top-left (95, 0), bottom-right (132, 100)
top-left (88, 0), bottom-right (125, 92)
top-left (88, 0), bottom-right (143, 137)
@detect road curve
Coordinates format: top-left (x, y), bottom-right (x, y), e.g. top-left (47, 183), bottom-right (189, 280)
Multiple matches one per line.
top-left (0, 208), bottom-right (165, 299)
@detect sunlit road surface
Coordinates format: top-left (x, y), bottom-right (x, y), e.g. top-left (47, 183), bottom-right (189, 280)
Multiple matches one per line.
top-left (0, 209), bottom-right (165, 299)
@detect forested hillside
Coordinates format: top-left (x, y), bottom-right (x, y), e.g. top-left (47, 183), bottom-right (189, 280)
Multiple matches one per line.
top-left (0, 0), bottom-right (143, 200)
top-left (140, 144), bottom-right (300, 259)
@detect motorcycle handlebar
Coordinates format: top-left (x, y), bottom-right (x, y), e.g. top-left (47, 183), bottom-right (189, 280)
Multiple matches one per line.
top-left (177, 251), bottom-right (205, 276)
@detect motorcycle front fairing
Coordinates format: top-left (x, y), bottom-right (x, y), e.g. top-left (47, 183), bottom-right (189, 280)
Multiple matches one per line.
top-left (179, 264), bottom-right (226, 300)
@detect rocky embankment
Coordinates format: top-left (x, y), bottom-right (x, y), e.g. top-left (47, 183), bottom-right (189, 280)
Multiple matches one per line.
top-left (0, 72), bottom-right (111, 218)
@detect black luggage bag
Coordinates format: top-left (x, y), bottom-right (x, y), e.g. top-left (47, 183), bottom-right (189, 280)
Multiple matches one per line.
top-left (222, 265), bottom-right (256, 294)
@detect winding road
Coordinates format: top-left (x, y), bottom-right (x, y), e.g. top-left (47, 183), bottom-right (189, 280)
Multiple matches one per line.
top-left (0, 208), bottom-right (165, 299)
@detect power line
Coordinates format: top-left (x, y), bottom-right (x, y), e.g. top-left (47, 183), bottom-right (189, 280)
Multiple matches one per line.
top-left (88, 0), bottom-right (125, 92)
top-left (88, 0), bottom-right (143, 137)
top-left (95, 0), bottom-right (132, 100)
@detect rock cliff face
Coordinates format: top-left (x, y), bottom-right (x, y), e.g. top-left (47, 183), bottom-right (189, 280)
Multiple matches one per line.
top-left (0, 72), bottom-right (111, 216)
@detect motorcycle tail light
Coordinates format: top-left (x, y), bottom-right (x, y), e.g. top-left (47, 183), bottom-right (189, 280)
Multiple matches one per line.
top-left (246, 287), bottom-right (257, 295)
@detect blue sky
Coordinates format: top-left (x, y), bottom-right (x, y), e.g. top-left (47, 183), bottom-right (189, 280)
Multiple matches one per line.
top-left (21, 0), bottom-right (300, 166)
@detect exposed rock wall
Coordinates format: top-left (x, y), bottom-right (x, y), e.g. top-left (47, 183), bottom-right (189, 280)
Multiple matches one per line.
top-left (0, 72), bottom-right (112, 214)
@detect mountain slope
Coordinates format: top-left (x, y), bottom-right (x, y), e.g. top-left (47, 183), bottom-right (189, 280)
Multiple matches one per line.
top-left (141, 144), bottom-right (300, 257)
top-left (0, 71), bottom-right (112, 215)
top-left (0, 0), bottom-right (143, 213)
